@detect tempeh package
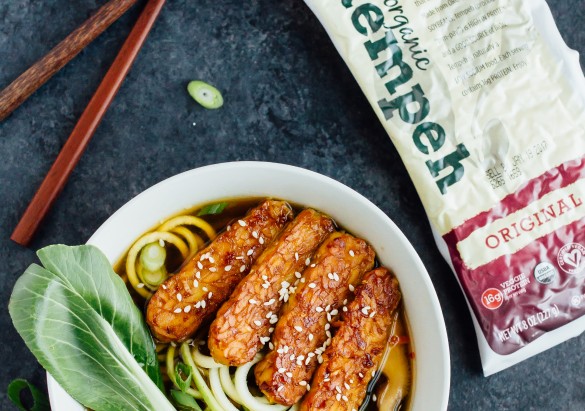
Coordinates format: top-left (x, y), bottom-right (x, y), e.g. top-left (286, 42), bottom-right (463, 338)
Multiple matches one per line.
top-left (303, 0), bottom-right (585, 375)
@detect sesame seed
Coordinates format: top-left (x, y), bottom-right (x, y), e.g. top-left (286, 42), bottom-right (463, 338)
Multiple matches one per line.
top-left (316, 306), bottom-right (324, 313)
top-left (247, 249), bottom-right (254, 256)
top-left (194, 301), bottom-right (201, 308)
top-left (184, 305), bottom-right (192, 313)
top-left (361, 307), bottom-right (370, 315)
top-left (343, 306), bottom-right (348, 312)
top-left (295, 252), bottom-right (299, 261)
top-left (259, 237), bottom-right (265, 244)
top-left (262, 282), bottom-right (269, 289)
top-left (370, 311), bottom-right (376, 318)
top-left (349, 250), bottom-right (355, 257)
top-left (208, 292), bottom-right (213, 299)
top-left (342, 395), bottom-right (348, 401)
top-left (236, 256), bottom-right (244, 260)
top-left (305, 258), bottom-right (310, 266)
top-left (310, 264), bottom-right (316, 267)
top-left (254, 320), bottom-right (262, 326)
top-left (326, 330), bottom-right (332, 338)
top-left (238, 220), bottom-right (246, 226)
top-left (327, 313), bottom-right (332, 322)
top-left (330, 309), bottom-right (339, 316)
top-left (174, 308), bottom-right (182, 313)
top-left (333, 273), bottom-right (340, 281)
top-left (277, 386), bottom-right (284, 392)
top-left (201, 300), bottom-right (207, 308)
top-left (162, 284), bottom-right (167, 289)
top-left (193, 280), bottom-right (199, 287)
top-left (196, 271), bottom-right (201, 279)
top-left (203, 287), bottom-right (209, 292)
top-left (325, 323), bottom-right (330, 330)
top-left (295, 272), bottom-right (302, 279)
top-left (336, 393), bottom-right (342, 401)
top-left (270, 316), bottom-right (278, 324)
top-left (308, 283), bottom-right (316, 289)
top-left (278, 367), bottom-right (286, 373)
top-left (323, 377), bottom-right (330, 382)
top-left (335, 386), bottom-right (342, 394)
top-left (373, 394), bottom-right (377, 402)
top-left (349, 284), bottom-right (355, 292)
top-left (269, 327), bottom-right (274, 333)
top-left (372, 370), bottom-right (376, 377)
top-left (286, 372), bottom-right (293, 378)
top-left (297, 355), bottom-right (305, 361)
top-left (325, 305), bottom-right (331, 311)
top-left (344, 383), bottom-right (350, 390)
top-left (306, 384), bottom-right (310, 391)
top-left (358, 372), bottom-right (364, 378)
top-left (300, 278), bottom-right (306, 283)
top-left (197, 262), bottom-right (203, 269)
top-left (225, 265), bottom-right (232, 271)
top-left (240, 265), bottom-right (246, 273)
top-left (343, 299), bottom-right (348, 305)
top-left (260, 336), bottom-right (270, 344)
top-left (266, 312), bottom-right (274, 319)
top-left (171, 341), bottom-right (177, 347)
top-left (327, 272), bottom-right (334, 280)
top-left (249, 299), bottom-right (258, 305)
top-left (308, 334), bottom-right (314, 341)
top-left (177, 293), bottom-right (183, 302)
top-left (264, 299), bottom-right (276, 306)
top-left (209, 267), bottom-right (217, 272)
top-left (137, 283), bottom-right (145, 288)
top-left (277, 348), bottom-right (284, 354)
top-left (294, 326), bottom-right (303, 332)
top-left (252, 231), bottom-right (259, 238)
top-left (290, 354), bottom-right (296, 361)
top-left (281, 281), bottom-right (290, 288)
top-left (209, 257), bottom-right (215, 263)
top-left (299, 381), bottom-right (307, 386)
top-left (269, 342), bottom-right (274, 350)
top-left (318, 356), bottom-right (323, 364)
top-left (283, 346), bottom-right (289, 353)
top-left (349, 379), bottom-right (354, 384)
top-left (159, 239), bottom-right (165, 247)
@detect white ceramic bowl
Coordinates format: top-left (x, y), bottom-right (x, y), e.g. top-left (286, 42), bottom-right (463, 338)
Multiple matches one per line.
top-left (47, 161), bottom-right (450, 410)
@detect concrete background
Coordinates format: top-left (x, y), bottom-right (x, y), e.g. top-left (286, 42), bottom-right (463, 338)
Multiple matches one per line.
top-left (1, 0), bottom-right (584, 409)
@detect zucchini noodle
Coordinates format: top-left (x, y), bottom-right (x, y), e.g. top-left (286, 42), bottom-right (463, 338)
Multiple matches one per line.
top-left (126, 231), bottom-right (189, 298)
top-left (125, 213), bottom-right (217, 298)
top-left (171, 340), bottom-right (298, 411)
top-left (165, 345), bottom-right (203, 399)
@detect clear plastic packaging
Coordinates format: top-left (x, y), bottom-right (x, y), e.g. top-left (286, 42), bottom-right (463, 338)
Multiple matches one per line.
top-left (303, 0), bottom-right (585, 375)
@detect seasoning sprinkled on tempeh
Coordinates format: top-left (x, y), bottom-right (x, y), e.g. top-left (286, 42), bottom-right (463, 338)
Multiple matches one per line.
top-left (254, 232), bottom-right (375, 406)
top-left (146, 200), bottom-right (292, 342)
top-left (208, 209), bottom-right (335, 366)
top-left (300, 268), bottom-right (401, 411)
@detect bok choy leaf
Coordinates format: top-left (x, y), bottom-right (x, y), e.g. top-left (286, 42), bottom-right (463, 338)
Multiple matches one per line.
top-left (9, 245), bottom-right (176, 411)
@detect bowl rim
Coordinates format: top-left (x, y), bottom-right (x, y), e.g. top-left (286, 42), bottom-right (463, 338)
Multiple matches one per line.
top-left (47, 161), bottom-right (450, 410)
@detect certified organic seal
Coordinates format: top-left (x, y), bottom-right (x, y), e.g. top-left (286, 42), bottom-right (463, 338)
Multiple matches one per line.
top-left (557, 243), bottom-right (585, 275)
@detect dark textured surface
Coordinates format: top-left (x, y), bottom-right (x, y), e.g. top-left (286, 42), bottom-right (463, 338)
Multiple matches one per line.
top-left (0, 0), bottom-right (584, 410)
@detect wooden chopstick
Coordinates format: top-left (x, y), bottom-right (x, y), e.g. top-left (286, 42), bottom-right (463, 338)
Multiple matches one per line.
top-left (0, 0), bottom-right (140, 122)
top-left (11, 0), bottom-right (167, 246)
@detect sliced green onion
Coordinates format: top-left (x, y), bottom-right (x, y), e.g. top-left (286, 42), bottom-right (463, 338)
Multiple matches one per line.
top-left (171, 390), bottom-right (204, 411)
top-left (7, 379), bottom-right (50, 411)
top-left (187, 81), bottom-right (224, 109)
top-left (175, 362), bottom-right (193, 393)
top-left (181, 343), bottom-right (224, 411)
top-left (197, 202), bottom-right (229, 216)
top-left (140, 242), bottom-right (167, 272)
top-left (167, 345), bottom-right (203, 399)
top-left (141, 266), bottom-right (167, 287)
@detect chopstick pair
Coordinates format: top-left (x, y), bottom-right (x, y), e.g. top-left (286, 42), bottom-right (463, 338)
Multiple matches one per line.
top-left (9, 0), bottom-right (167, 246)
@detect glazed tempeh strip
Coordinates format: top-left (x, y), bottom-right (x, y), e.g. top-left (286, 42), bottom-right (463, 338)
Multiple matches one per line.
top-left (254, 232), bottom-right (375, 406)
top-left (146, 200), bottom-right (292, 342)
top-left (208, 209), bottom-right (335, 366)
top-left (299, 268), bottom-right (401, 411)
